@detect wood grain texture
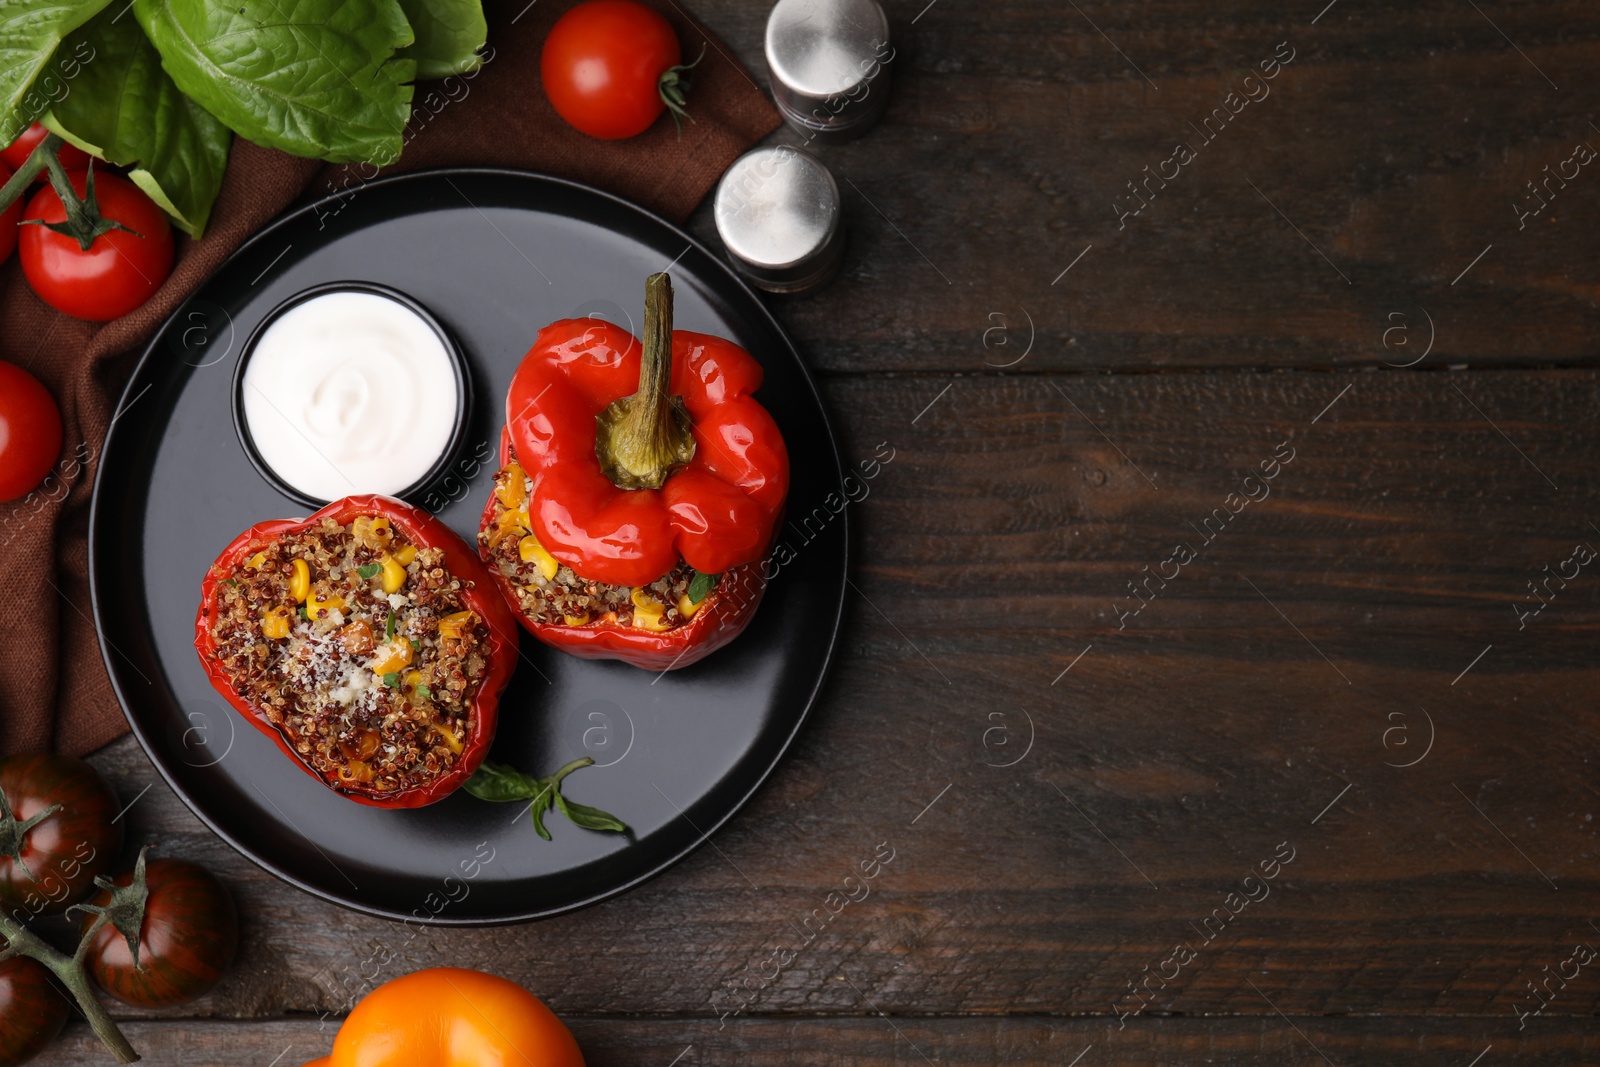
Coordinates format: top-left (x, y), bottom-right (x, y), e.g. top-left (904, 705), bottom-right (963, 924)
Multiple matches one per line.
top-left (30, 1016), bottom-right (1600, 1067)
top-left (680, 0), bottom-right (1600, 373)
top-left (26, 1), bottom-right (1600, 1062)
top-left (64, 370), bottom-right (1600, 1040)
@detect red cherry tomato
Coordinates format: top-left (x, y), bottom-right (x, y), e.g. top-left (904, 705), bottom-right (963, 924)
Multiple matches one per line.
top-left (0, 363), bottom-right (64, 504)
top-left (0, 956), bottom-right (68, 1066)
top-left (0, 163), bottom-right (20, 265)
top-left (81, 858), bottom-right (237, 1007)
top-left (0, 123), bottom-right (91, 174)
top-left (541, 0), bottom-right (684, 140)
top-left (19, 169), bottom-right (173, 321)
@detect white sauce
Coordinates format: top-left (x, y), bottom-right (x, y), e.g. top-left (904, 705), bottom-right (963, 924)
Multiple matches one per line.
top-left (241, 291), bottom-right (458, 503)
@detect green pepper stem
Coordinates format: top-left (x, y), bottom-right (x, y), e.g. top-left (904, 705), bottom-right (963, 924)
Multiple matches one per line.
top-left (594, 273), bottom-right (696, 490)
top-left (0, 909), bottom-right (140, 1063)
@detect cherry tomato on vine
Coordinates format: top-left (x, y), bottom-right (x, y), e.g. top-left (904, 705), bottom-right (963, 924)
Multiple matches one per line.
top-left (0, 123), bottom-right (90, 174)
top-left (0, 163), bottom-right (21, 266)
top-left (0, 956), bottom-right (67, 1066)
top-left (81, 858), bottom-right (237, 1007)
top-left (541, 0), bottom-right (694, 140)
top-left (0, 753), bottom-right (120, 913)
top-left (19, 169), bottom-right (173, 322)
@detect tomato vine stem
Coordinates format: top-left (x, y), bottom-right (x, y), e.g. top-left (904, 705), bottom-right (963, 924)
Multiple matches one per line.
top-left (0, 131), bottom-right (141, 251)
top-left (0, 905), bottom-right (139, 1063)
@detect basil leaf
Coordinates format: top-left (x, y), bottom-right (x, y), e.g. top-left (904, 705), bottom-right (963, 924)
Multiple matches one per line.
top-left (408, 637), bottom-right (420, 651)
top-left (385, 612), bottom-right (397, 639)
top-left (134, 0), bottom-right (415, 165)
top-left (357, 563), bottom-right (382, 579)
top-left (42, 6), bottom-right (230, 236)
top-left (529, 793), bottom-right (553, 841)
top-left (381, 671), bottom-right (400, 688)
top-left (553, 792), bottom-right (628, 835)
top-left (395, 0), bottom-right (484, 80)
top-left (415, 684), bottom-right (432, 699)
top-left (462, 760), bottom-right (541, 803)
top-left (687, 571), bottom-right (718, 605)
top-left (464, 755), bottom-right (626, 840)
top-left (0, 0), bottom-right (112, 145)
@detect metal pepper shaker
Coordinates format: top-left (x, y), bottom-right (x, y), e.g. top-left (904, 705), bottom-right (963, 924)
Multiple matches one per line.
top-left (765, 0), bottom-right (894, 142)
top-left (714, 145), bottom-right (845, 295)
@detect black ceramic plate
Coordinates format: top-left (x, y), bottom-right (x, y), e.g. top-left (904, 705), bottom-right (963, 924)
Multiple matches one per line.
top-left (89, 169), bottom-right (846, 924)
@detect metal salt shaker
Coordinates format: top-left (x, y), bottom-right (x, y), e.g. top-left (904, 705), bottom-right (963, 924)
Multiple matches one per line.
top-left (765, 0), bottom-right (894, 142)
top-left (714, 146), bottom-right (845, 295)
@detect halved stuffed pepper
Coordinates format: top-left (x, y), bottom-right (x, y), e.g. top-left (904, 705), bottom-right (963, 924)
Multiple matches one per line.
top-left (479, 273), bottom-right (789, 671)
top-left (195, 496), bottom-right (520, 807)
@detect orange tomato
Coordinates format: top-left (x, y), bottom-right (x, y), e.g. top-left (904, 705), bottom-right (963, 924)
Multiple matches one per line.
top-left (305, 967), bottom-right (584, 1067)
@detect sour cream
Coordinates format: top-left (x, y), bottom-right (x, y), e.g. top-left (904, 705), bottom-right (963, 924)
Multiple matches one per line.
top-left (240, 289), bottom-right (460, 504)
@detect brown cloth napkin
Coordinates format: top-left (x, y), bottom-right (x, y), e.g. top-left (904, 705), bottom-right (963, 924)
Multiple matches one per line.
top-left (0, 1), bottom-right (778, 758)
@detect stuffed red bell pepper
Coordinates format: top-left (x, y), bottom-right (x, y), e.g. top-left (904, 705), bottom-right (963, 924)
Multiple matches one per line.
top-left (479, 272), bottom-right (789, 671)
top-left (195, 496), bottom-right (520, 808)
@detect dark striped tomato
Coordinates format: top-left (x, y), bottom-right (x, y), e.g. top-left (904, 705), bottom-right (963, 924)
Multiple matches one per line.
top-left (81, 859), bottom-right (237, 1007)
top-left (0, 754), bottom-right (122, 916)
top-left (0, 955), bottom-right (67, 1065)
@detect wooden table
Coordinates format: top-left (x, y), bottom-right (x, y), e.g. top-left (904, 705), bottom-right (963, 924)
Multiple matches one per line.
top-left (43, 1), bottom-right (1600, 1062)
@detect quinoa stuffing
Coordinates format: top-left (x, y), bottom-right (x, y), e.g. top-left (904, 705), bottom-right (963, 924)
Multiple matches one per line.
top-left (206, 515), bottom-right (489, 795)
top-left (479, 462), bottom-right (716, 631)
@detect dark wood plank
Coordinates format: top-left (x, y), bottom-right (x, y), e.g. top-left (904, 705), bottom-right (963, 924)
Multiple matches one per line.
top-left (71, 369), bottom-right (1600, 1031)
top-left (678, 0), bottom-right (1600, 373)
top-left (31, 1015), bottom-right (1600, 1067)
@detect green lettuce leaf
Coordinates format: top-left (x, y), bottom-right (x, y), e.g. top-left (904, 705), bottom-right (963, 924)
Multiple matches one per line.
top-left (44, 5), bottom-right (231, 236)
top-left (396, 0), bottom-right (485, 80)
top-left (133, 0), bottom-right (415, 165)
top-left (0, 0), bottom-right (113, 144)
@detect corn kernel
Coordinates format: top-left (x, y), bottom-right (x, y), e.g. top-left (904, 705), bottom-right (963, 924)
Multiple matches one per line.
top-left (495, 505), bottom-right (529, 544)
top-left (393, 544), bottom-right (417, 566)
top-left (677, 594), bottom-right (703, 619)
top-left (338, 760), bottom-right (375, 784)
top-left (630, 589), bottom-right (670, 631)
top-left (247, 551), bottom-right (266, 569)
top-left (562, 613), bottom-right (590, 627)
top-left (431, 723), bottom-right (464, 754)
top-left (261, 605), bottom-right (292, 640)
top-left (438, 610), bottom-right (476, 641)
top-left (403, 669), bottom-right (426, 704)
top-left (289, 559), bottom-right (311, 602)
top-left (353, 516), bottom-right (393, 550)
top-left (518, 535), bottom-right (560, 580)
top-left (496, 464), bottom-right (527, 509)
top-left (306, 590), bottom-right (345, 620)
top-left (371, 640), bottom-right (414, 675)
top-left (380, 554), bottom-right (407, 593)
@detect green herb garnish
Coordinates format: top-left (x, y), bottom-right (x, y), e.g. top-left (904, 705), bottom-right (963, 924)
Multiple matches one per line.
top-left (386, 613), bottom-right (397, 640)
top-left (687, 571), bottom-right (719, 605)
top-left (416, 684), bottom-right (433, 699)
top-left (408, 637), bottom-right (420, 651)
top-left (464, 757), bottom-right (629, 841)
top-left (382, 672), bottom-right (400, 689)
top-left (357, 563), bottom-right (382, 580)
top-left (297, 605), bottom-right (308, 619)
